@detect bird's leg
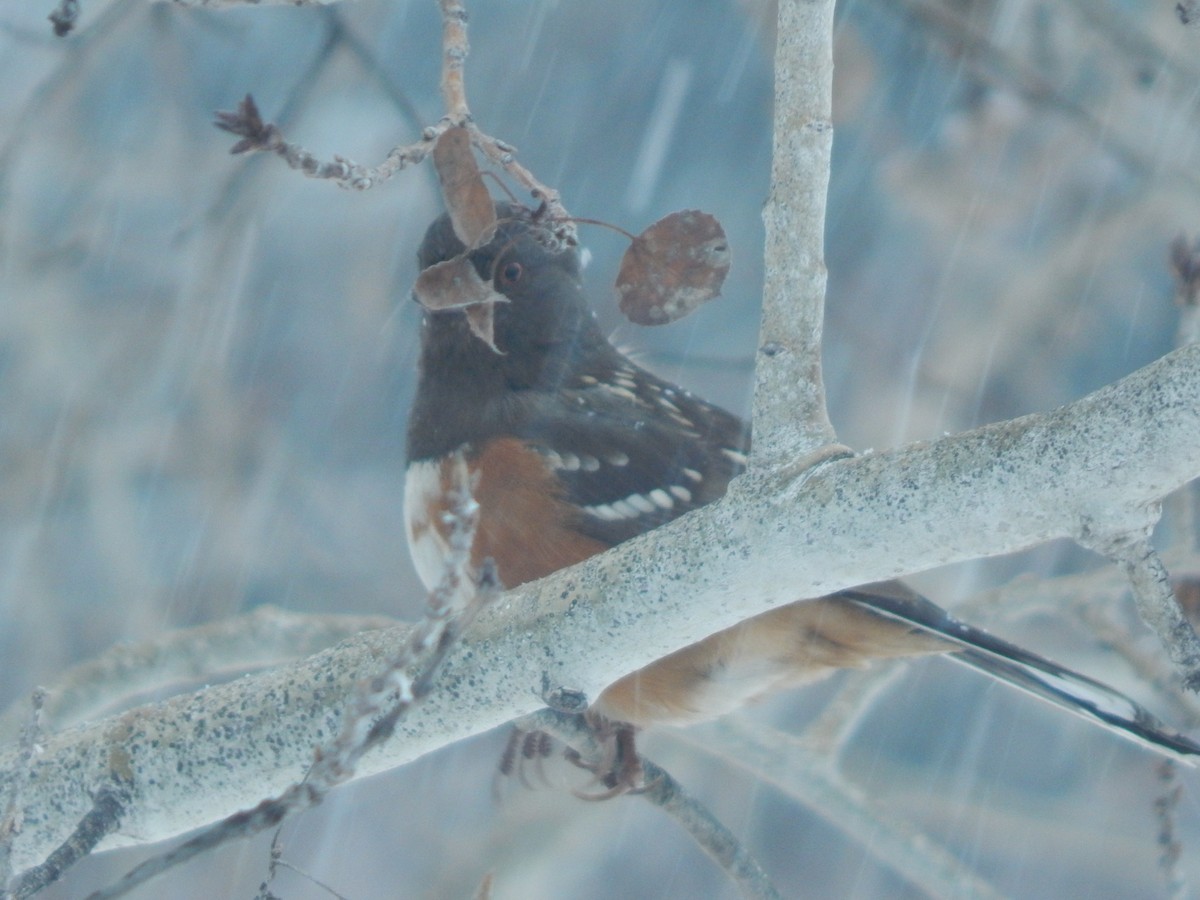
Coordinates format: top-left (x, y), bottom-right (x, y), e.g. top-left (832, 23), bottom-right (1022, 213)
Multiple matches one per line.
top-left (567, 713), bottom-right (651, 801)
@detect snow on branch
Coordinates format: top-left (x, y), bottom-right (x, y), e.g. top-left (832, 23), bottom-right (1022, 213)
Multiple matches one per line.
top-left (4, 342), bottom-right (1199, 874)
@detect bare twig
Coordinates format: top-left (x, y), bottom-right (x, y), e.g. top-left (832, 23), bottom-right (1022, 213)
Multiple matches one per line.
top-left (1154, 760), bottom-right (1188, 900)
top-left (210, 0), bottom-right (568, 218)
top-left (799, 665), bottom-right (912, 756)
top-left (438, 0), bottom-right (469, 121)
top-left (467, 126), bottom-right (569, 224)
top-left (1066, 593), bottom-right (1200, 727)
top-left (684, 721), bottom-right (1008, 900)
top-left (263, 855), bottom-right (351, 900)
top-left (0, 689), bottom-right (46, 889)
top-left (520, 709), bottom-right (781, 900)
top-left (430, 0), bottom-right (570, 222)
top-left (1081, 531), bottom-right (1200, 690)
top-left (891, 0), bottom-right (1200, 198)
top-left (74, 456), bottom-right (496, 900)
top-left (10, 780), bottom-right (131, 899)
top-left (213, 94), bottom-right (445, 191)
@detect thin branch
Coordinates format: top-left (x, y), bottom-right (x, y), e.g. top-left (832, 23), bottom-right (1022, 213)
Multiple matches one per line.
top-left (196, 8), bottom-right (386, 229)
top-left (209, 0), bottom-right (568, 219)
top-left (438, 0), bottom-right (469, 121)
top-left (466, 124), bottom-right (569, 225)
top-left (891, 0), bottom-right (1200, 198)
top-left (264, 856), bottom-right (350, 900)
top-left (1066, 588), bottom-right (1200, 728)
top-left (432, 0), bottom-right (568, 219)
top-left (799, 666), bottom-right (912, 756)
top-left (522, 710), bottom-right (780, 900)
top-left (38, 458), bottom-right (493, 899)
top-left (213, 95), bottom-right (445, 191)
top-left (753, 0), bottom-right (840, 469)
top-left (0, 689), bottom-right (45, 889)
top-left (9, 781), bottom-right (131, 899)
top-left (1080, 533), bottom-right (1200, 688)
top-left (1154, 760), bottom-right (1188, 900)
top-left (683, 720), bottom-right (1008, 900)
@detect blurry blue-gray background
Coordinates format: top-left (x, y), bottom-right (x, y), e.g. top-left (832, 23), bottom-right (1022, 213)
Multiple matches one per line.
top-left (2, 0), bottom-right (1197, 897)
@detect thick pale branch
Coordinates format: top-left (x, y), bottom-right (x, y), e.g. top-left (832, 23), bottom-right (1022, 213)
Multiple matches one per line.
top-left (0, 607), bottom-right (397, 743)
top-left (5, 344), bottom-right (1200, 873)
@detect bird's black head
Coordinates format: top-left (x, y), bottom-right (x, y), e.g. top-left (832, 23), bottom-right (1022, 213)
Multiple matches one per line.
top-left (415, 202), bottom-right (600, 378)
top-left (408, 202), bottom-right (611, 460)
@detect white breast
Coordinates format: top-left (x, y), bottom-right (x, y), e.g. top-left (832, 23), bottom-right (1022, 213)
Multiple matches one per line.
top-left (404, 459), bottom-right (454, 591)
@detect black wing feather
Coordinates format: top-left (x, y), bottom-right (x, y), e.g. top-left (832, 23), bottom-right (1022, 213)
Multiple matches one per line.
top-left (841, 584), bottom-right (1200, 763)
top-left (513, 354), bottom-right (749, 546)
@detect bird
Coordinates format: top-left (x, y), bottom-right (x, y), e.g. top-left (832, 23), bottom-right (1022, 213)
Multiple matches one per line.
top-left (405, 200), bottom-right (1200, 789)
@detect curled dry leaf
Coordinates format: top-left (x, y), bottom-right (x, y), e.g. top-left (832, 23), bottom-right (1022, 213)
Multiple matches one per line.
top-left (413, 256), bottom-right (506, 353)
top-left (463, 303), bottom-right (500, 353)
top-left (433, 127), bottom-right (497, 248)
top-left (615, 210), bottom-right (731, 325)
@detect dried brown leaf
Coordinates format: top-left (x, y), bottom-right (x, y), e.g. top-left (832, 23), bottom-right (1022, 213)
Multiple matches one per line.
top-left (414, 257), bottom-right (496, 311)
top-left (433, 127), bottom-right (497, 248)
top-left (463, 303), bottom-right (501, 353)
top-left (413, 256), bottom-right (505, 352)
top-left (615, 210), bottom-right (731, 325)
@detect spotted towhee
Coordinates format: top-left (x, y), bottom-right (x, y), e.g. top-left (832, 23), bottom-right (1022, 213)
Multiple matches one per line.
top-left (406, 201), bottom-right (1200, 765)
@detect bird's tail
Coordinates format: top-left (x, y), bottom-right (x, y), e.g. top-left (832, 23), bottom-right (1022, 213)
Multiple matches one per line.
top-left (840, 584), bottom-right (1200, 764)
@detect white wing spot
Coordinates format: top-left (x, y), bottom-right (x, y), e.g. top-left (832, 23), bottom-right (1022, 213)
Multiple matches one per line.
top-left (669, 485), bottom-right (693, 503)
top-left (626, 493), bottom-right (657, 514)
top-left (611, 499), bottom-right (641, 518)
top-left (649, 488), bottom-right (674, 510)
top-left (721, 448), bottom-right (749, 466)
top-left (558, 453), bottom-right (581, 471)
top-left (682, 468), bottom-right (703, 482)
top-left (585, 503), bottom-right (622, 521)
top-left (605, 451), bottom-right (630, 467)
top-left (600, 384), bottom-right (638, 402)
top-left (581, 454), bottom-right (600, 472)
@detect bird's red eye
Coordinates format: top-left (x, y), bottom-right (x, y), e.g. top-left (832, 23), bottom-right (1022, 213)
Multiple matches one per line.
top-left (499, 261), bottom-right (523, 284)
